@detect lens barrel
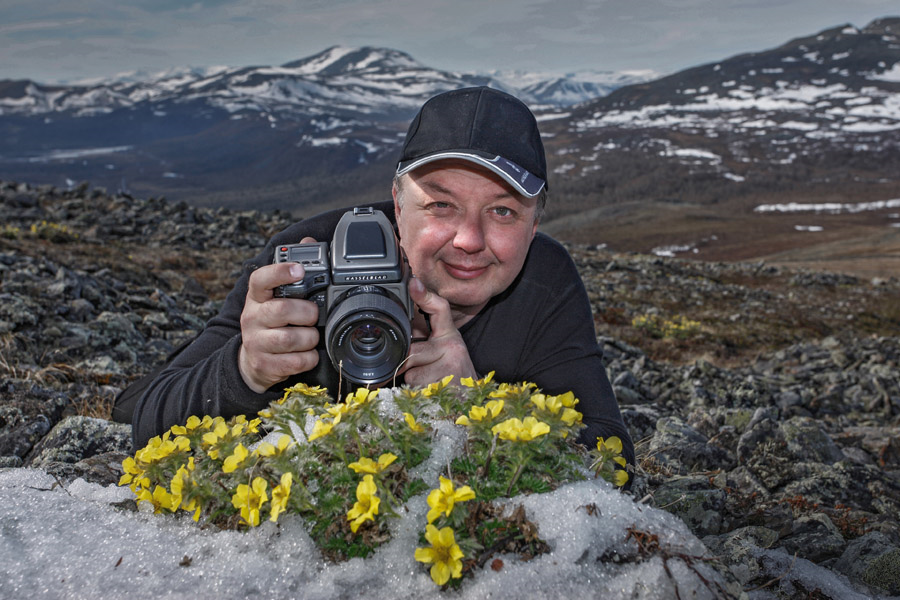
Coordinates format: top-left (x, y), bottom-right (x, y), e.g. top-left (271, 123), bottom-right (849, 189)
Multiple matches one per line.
top-left (324, 286), bottom-right (412, 385)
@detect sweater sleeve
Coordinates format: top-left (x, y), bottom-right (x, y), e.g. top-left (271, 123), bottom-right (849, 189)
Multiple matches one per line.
top-left (131, 239), bottom-right (278, 448)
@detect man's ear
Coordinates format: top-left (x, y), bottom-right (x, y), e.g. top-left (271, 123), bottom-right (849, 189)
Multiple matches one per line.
top-left (392, 181), bottom-right (402, 219)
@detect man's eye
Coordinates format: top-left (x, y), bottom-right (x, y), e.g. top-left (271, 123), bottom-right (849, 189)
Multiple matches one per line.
top-left (493, 207), bottom-right (513, 217)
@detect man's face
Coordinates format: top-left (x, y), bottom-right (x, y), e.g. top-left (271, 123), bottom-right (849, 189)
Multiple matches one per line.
top-left (393, 160), bottom-right (540, 324)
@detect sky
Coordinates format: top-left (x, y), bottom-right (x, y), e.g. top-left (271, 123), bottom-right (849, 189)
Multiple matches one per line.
top-left (1, 0), bottom-right (898, 84)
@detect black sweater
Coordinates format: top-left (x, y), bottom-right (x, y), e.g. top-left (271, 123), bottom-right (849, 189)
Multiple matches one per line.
top-left (132, 202), bottom-right (635, 468)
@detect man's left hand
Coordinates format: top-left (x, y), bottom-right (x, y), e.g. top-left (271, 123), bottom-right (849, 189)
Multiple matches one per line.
top-left (401, 277), bottom-right (478, 386)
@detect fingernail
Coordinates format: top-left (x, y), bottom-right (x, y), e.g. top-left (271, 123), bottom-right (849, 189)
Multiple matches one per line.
top-left (289, 264), bottom-right (304, 280)
top-left (410, 277), bottom-right (425, 293)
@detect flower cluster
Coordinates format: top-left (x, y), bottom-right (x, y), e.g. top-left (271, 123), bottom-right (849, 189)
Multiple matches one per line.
top-left (632, 312), bottom-right (701, 339)
top-left (29, 220), bottom-right (78, 243)
top-left (121, 375), bottom-right (630, 589)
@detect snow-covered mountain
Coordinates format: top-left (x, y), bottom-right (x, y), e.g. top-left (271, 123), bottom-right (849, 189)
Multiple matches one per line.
top-left (541, 17), bottom-right (900, 188)
top-left (0, 46), bottom-right (642, 120)
top-left (0, 20), bottom-right (897, 226)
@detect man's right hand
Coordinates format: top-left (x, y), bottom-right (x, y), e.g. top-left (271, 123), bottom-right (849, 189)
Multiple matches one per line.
top-left (238, 261), bottom-right (320, 393)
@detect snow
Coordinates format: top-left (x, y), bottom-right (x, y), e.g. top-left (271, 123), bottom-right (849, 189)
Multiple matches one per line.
top-left (0, 467), bottom-right (726, 600)
top-left (25, 146), bottom-right (133, 163)
top-left (755, 198), bottom-right (900, 214)
top-left (870, 62), bottom-right (900, 82)
top-left (575, 80), bottom-right (900, 138)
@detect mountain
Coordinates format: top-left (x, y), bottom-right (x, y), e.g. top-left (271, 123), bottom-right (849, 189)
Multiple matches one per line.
top-left (0, 45), bottom-right (653, 214)
top-left (536, 17), bottom-right (900, 275)
top-left (1, 21), bottom-right (899, 277)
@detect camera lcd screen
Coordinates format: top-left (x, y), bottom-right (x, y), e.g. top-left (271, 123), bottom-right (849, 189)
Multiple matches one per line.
top-left (288, 246), bottom-right (322, 262)
top-left (345, 222), bottom-right (386, 259)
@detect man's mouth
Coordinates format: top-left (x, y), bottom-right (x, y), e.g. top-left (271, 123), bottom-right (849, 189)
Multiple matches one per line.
top-left (443, 262), bottom-right (488, 280)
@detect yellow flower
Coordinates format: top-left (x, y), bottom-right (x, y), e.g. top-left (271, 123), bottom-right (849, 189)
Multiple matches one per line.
top-left (232, 477), bottom-right (269, 527)
top-left (346, 387), bottom-right (378, 407)
top-left (422, 375), bottom-right (454, 397)
top-left (201, 420), bottom-right (230, 456)
top-left (460, 371), bottom-right (494, 387)
top-left (222, 443), bottom-right (249, 473)
top-left (134, 432), bottom-right (188, 464)
top-left (404, 412), bottom-right (425, 433)
top-left (597, 436), bottom-right (624, 455)
top-left (170, 460), bottom-right (200, 520)
top-left (492, 416), bottom-right (550, 442)
top-left (150, 485), bottom-right (178, 513)
top-left (325, 402), bottom-right (353, 419)
top-left (594, 436), bottom-right (629, 487)
top-left (530, 393), bottom-right (561, 414)
top-left (454, 400), bottom-right (504, 426)
top-left (308, 415), bottom-right (340, 442)
top-left (426, 476), bottom-right (475, 523)
top-left (414, 524), bottom-right (465, 586)
top-left (282, 382), bottom-right (327, 399)
top-left (255, 435), bottom-right (292, 457)
top-left (348, 453), bottom-right (397, 474)
top-left (347, 474), bottom-right (380, 533)
top-left (560, 407), bottom-right (583, 427)
top-left (558, 391), bottom-right (578, 408)
top-left (170, 415), bottom-right (205, 435)
top-left (119, 456), bottom-right (140, 487)
top-left (269, 472), bottom-right (292, 522)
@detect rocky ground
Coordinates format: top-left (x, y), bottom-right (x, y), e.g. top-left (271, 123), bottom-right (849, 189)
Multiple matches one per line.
top-left (1, 180), bottom-right (899, 598)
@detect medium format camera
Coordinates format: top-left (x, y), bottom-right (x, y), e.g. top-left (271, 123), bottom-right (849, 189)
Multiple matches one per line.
top-left (274, 207), bottom-right (414, 386)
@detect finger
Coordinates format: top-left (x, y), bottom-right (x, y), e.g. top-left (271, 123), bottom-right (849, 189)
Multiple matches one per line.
top-left (247, 263), bottom-right (306, 303)
top-left (256, 296), bottom-right (320, 328)
top-left (408, 277), bottom-right (456, 337)
top-left (300, 236), bottom-right (317, 243)
top-left (239, 346), bottom-right (320, 391)
top-left (254, 325), bottom-right (320, 355)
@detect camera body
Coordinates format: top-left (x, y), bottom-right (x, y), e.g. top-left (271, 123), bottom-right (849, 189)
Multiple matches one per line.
top-left (274, 207), bottom-right (414, 386)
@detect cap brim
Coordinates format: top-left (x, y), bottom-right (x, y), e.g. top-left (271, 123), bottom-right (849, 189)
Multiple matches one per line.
top-left (396, 151), bottom-right (546, 198)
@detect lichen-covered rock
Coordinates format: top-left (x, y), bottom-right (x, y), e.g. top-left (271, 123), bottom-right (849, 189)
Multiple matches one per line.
top-left (25, 416), bottom-right (132, 485)
top-left (834, 531), bottom-right (900, 595)
top-left (778, 512), bottom-right (846, 562)
top-left (651, 475), bottom-right (727, 536)
top-left (647, 416), bottom-right (735, 474)
top-left (702, 525), bottom-right (780, 585)
top-left (0, 381), bottom-right (70, 465)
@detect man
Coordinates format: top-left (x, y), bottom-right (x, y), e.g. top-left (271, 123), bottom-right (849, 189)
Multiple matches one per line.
top-left (127, 86), bottom-right (634, 470)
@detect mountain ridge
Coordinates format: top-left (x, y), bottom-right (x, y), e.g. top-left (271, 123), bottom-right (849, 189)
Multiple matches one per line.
top-left (0, 20), bottom-right (898, 276)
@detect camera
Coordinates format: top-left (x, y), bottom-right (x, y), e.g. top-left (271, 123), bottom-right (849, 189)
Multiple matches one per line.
top-left (274, 207), bottom-right (414, 386)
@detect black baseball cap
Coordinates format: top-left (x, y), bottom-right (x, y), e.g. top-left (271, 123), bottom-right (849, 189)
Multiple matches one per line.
top-left (396, 87), bottom-right (547, 197)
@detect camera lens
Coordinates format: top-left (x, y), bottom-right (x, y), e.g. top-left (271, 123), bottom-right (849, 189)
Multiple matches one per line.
top-left (350, 324), bottom-right (386, 355)
top-left (325, 286), bottom-right (411, 386)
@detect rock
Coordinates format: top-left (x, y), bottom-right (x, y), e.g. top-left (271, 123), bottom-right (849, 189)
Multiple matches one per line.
top-left (702, 525), bottom-right (780, 586)
top-left (25, 416), bottom-right (133, 485)
top-left (834, 531), bottom-right (900, 596)
top-left (779, 512), bottom-right (846, 562)
top-left (652, 475), bottom-right (727, 536)
top-left (3, 178), bottom-right (900, 598)
top-left (0, 381), bottom-right (70, 464)
top-left (649, 416), bottom-right (735, 475)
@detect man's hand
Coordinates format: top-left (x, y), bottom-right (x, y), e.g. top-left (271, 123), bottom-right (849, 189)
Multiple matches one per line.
top-left (401, 277), bottom-right (478, 386)
top-left (238, 258), bottom-right (320, 394)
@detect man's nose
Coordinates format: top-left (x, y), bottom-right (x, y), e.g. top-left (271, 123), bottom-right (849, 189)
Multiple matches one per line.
top-left (452, 215), bottom-right (486, 253)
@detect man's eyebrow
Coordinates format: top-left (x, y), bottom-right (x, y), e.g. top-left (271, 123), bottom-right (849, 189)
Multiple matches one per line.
top-left (421, 180), bottom-right (452, 196)
top-left (421, 179), bottom-right (521, 202)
